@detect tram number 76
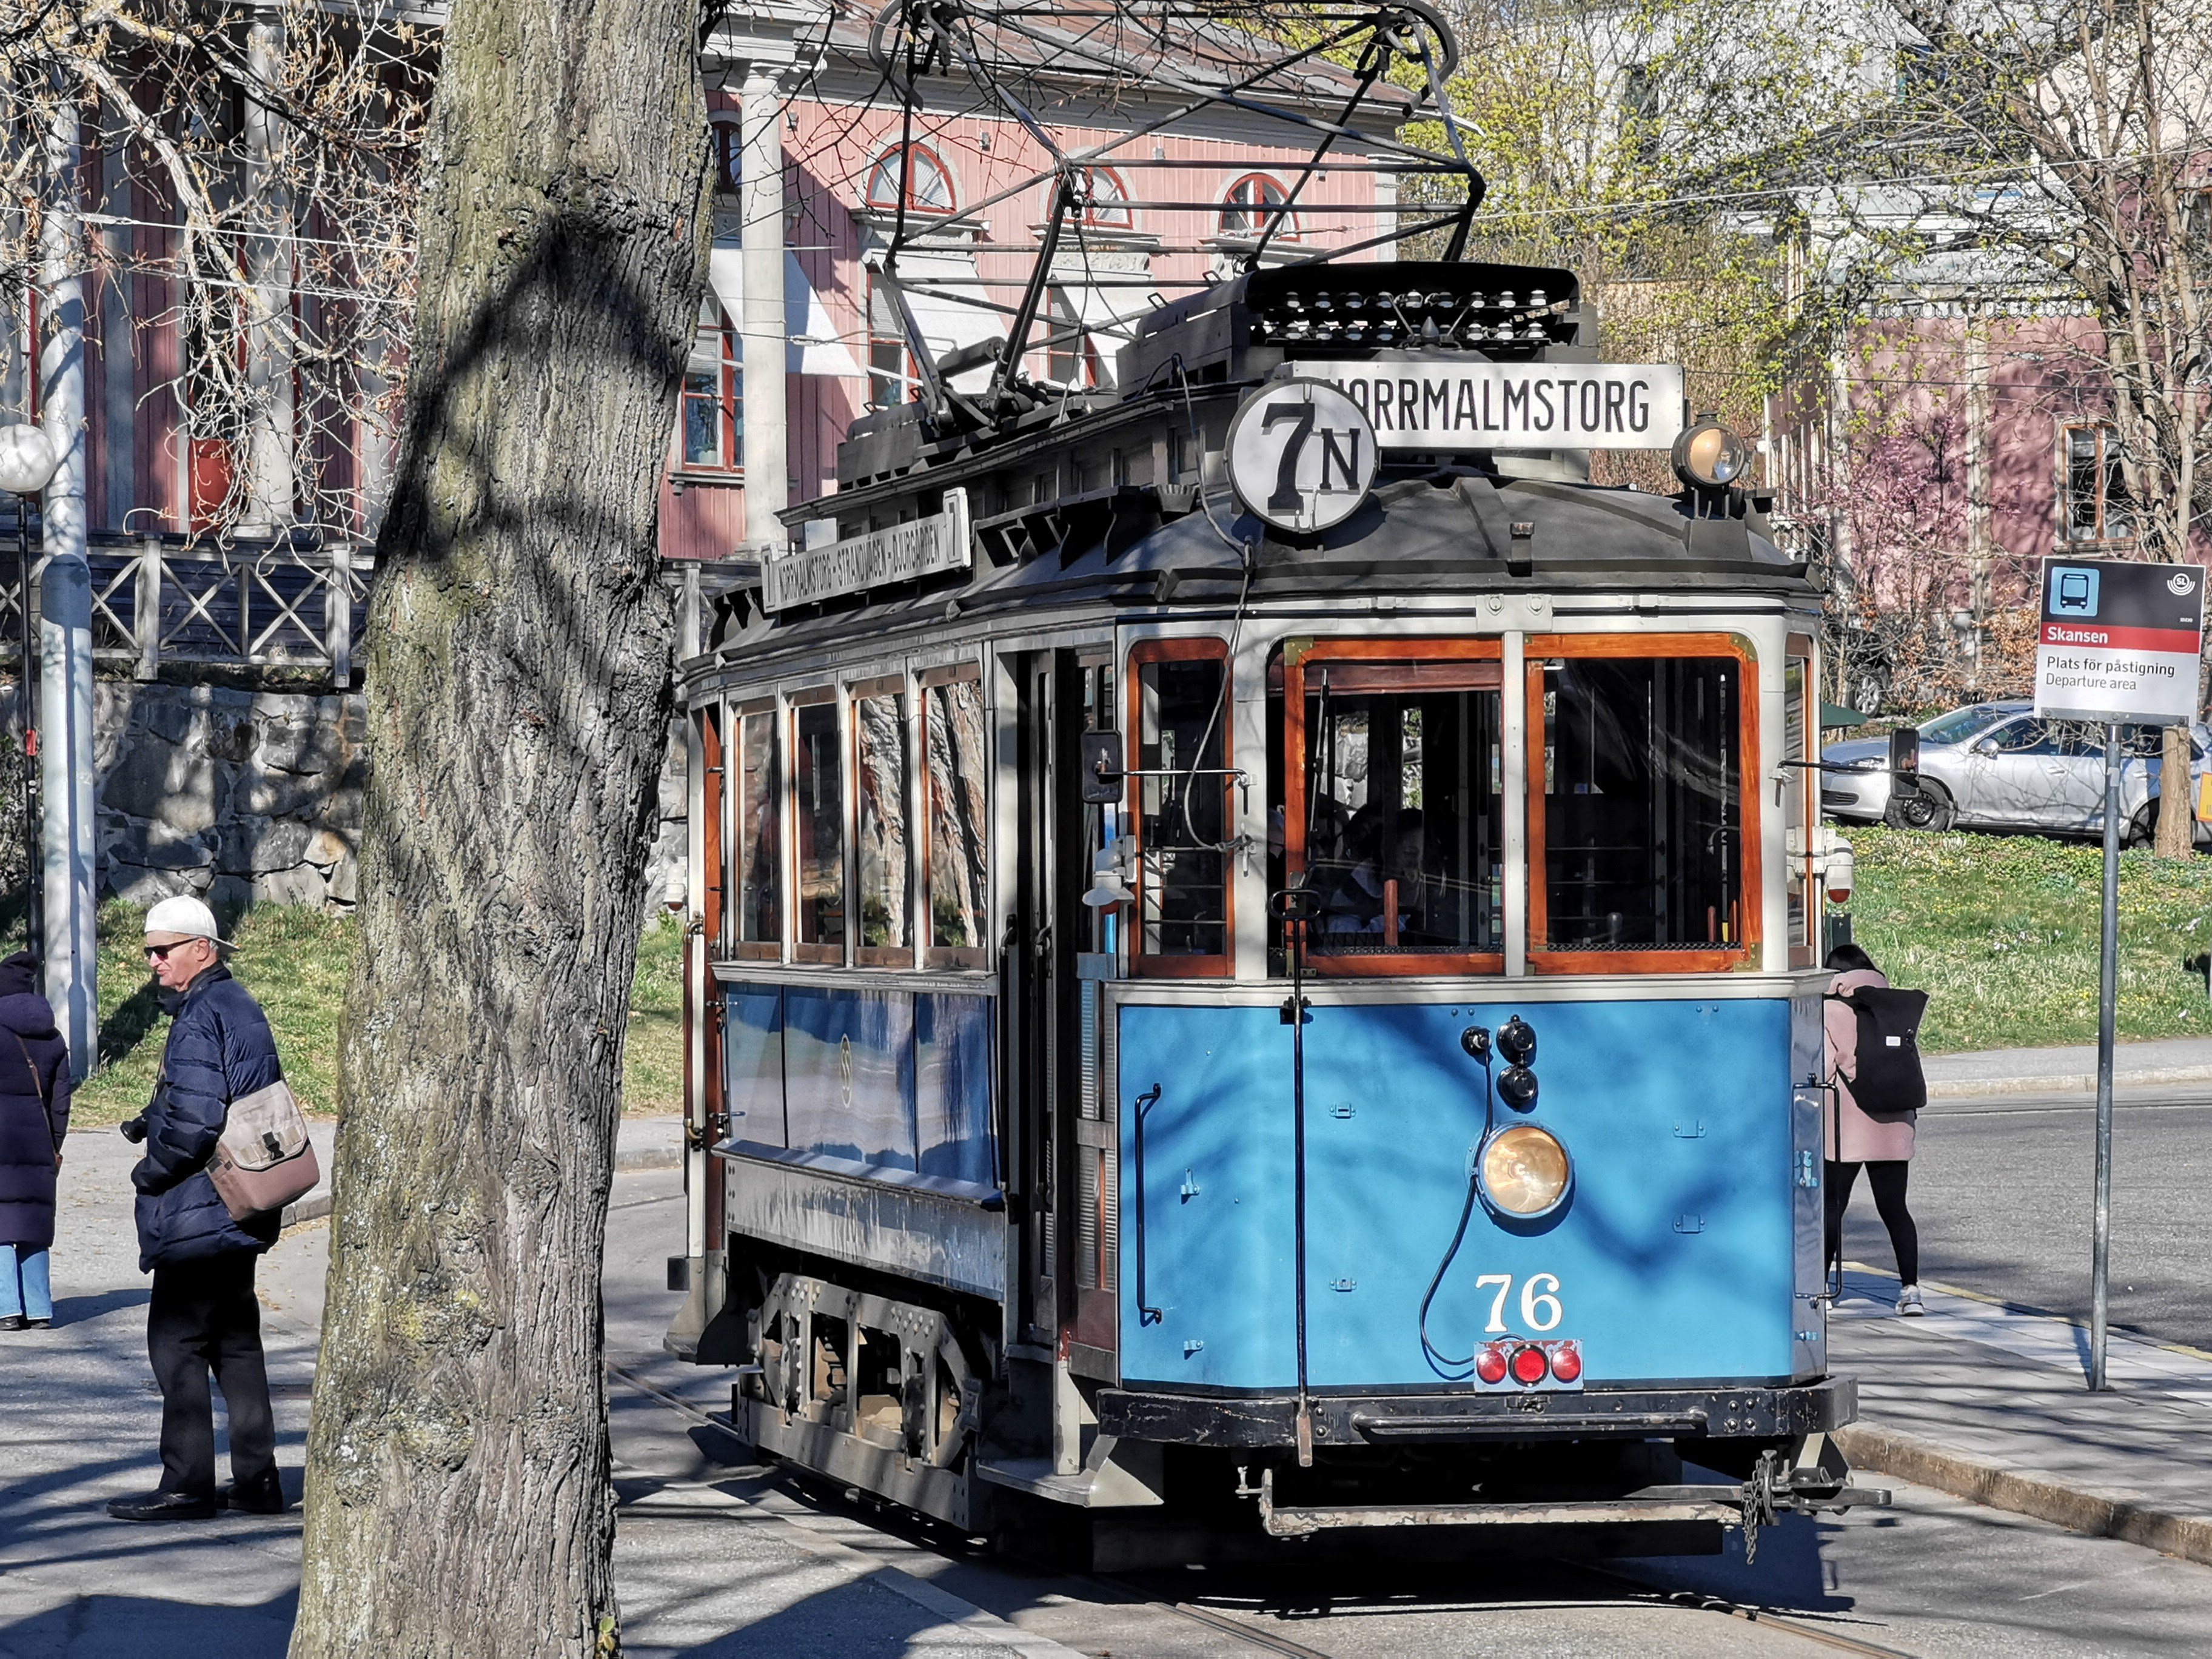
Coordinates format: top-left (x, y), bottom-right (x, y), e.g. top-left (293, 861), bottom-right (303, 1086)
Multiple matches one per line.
top-left (1473, 1273), bottom-right (1564, 1333)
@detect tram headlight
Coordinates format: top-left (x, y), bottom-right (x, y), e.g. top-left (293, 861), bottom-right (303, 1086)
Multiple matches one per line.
top-left (1478, 1124), bottom-right (1572, 1218)
top-left (1671, 414), bottom-right (1753, 492)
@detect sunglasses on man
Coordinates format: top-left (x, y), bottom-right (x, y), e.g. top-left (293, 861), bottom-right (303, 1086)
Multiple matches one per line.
top-left (143, 941), bottom-right (197, 962)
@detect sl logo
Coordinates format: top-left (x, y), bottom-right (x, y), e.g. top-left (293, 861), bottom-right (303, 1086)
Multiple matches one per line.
top-left (1226, 380), bottom-right (1378, 534)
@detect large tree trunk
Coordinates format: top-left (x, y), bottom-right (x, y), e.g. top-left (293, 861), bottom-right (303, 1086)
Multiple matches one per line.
top-left (289, 0), bottom-right (706, 1646)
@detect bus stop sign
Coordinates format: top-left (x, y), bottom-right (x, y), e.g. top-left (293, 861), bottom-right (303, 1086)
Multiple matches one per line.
top-left (2034, 557), bottom-right (2205, 726)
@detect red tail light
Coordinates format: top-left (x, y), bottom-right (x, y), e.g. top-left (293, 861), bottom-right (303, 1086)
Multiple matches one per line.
top-left (1548, 1341), bottom-right (1583, 1382)
top-left (1475, 1346), bottom-right (1508, 1384)
top-left (1509, 1344), bottom-right (1548, 1385)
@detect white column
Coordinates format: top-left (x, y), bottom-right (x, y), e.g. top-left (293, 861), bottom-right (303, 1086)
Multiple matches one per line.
top-left (39, 89), bottom-right (96, 1076)
top-left (737, 67), bottom-right (788, 553)
top-left (241, 12), bottom-right (295, 535)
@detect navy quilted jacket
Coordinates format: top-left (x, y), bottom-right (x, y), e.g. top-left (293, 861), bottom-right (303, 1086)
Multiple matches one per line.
top-left (132, 965), bottom-right (285, 1269)
top-left (0, 952), bottom-right (71, 1254)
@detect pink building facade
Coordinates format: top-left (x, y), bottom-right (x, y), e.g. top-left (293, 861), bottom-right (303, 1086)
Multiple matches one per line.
top-left (1763, 294), bottom-right (2209, 708)
top-left (2, 13), bottom-right (1397, 576)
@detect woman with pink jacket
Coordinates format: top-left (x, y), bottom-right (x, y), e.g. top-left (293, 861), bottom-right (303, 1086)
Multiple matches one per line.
top-left (1823, 942), bottom-right (1923, 1316)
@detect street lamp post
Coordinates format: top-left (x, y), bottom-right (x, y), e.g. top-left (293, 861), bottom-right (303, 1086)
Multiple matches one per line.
top-left (0, 424), bottom-right (56, 963)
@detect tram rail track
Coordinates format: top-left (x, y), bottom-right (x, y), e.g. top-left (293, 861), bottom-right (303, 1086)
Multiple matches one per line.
top-left (604, 1357), bottom-right (1923, 1659)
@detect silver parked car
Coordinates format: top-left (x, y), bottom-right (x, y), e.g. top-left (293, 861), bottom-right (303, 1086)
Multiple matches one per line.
top-left (1821, 702), bottom-right (2211, 843)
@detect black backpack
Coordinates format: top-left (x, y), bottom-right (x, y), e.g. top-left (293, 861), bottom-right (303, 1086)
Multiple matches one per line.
top-left (1828, 987), bottom-right (1929, 1120)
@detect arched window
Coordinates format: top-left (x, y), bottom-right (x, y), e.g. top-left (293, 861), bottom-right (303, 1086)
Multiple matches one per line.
top-left (1078, 166), bottom-right (1132, 229)
top-left (1220, 173), bottom-right (1293, 239)
top-left (866, 144), bottom-right (955, 214)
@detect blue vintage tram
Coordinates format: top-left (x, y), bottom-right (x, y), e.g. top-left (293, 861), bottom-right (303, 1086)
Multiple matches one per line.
top-left (662, 253), bottom-right (1872, 1561)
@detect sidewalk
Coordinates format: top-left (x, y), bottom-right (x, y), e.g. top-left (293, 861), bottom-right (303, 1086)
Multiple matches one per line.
top-left (1830, 1264), bottom-right (2212, 1566)
top-left (2, 1120), bottom-right (1069, 1659)
top-left (1923, 1035), bottom-right (2212, 1098)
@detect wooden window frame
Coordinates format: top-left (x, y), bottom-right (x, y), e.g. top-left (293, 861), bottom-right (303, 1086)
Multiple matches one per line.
top-left (921, 662), bottom-right (990, 971)
top-left (1786, 635), bottom-right (1818, 971)
top-left (731, 695), bottom-right (783, 962)
top-left (1078, 165), bottom-right (1133, 229)
top-left (1282, 637), bottom-right (1505, 977)
top-left (788, 686), bottom-right (844, 965)
top-left (866, 268), bottom-right (915, 411)
top-left (1221, 172), bottom-right (1295, 240)
top-left (679, 307), bottom-right (743, 475)
top-left (2062, 423), bottom-right (2133, 545)
top-left (700, 703), bottom-right (726, 957)
top-left (850, 672), bottom-right (918, 968)
top-left (1524, 632), bottom-right (1761, 976)
top-left (865, 142), bottom-right (956, 215)
top-left (1126, 637), bottom-right (1235, 979)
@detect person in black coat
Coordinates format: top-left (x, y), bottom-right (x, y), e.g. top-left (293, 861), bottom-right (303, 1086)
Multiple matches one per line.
top-left (0, 950), bottom-right (71, 1332)
top-left (107, 896), bottom-right (287, 1524)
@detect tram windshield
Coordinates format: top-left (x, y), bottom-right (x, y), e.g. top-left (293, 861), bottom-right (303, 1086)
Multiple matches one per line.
top-left (1289, 654), bottom-right (1504, 960)
top-left (1537, 654), bottom-right (1741, 953)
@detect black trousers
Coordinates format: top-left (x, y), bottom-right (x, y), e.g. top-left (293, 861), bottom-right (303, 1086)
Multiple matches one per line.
top-left (147, 1253), bottom-right (276, 1496)
top-left (1825, 1159), bottom-right (1920, 1287)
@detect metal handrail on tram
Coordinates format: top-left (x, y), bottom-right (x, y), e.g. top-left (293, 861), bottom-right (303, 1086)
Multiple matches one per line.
top-left (1132, 1084), bottom-right (1165, 1325)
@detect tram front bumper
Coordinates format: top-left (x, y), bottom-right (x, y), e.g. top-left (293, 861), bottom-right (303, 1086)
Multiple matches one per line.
top-left (1098, 1377), bottom-right (1856, 1449)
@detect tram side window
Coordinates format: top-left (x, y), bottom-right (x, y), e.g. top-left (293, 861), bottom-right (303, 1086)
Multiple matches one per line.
top-left (1537, 655), bottom-right (1743, 954)
top-left (793, 699), bottom-right (845, 959)
top-left (736, 706), bottom-right (782, 956)
top-left (854, 683), bottom-right (912, 965)
top-left (1785, 651), bottom-right (1811, 958)
top-left (1133, 646), bottom-right (1230, 967)
top-left (1298, 659), bottom-right (1503, 957)
top-left (924, 669), bottom-right (990, 968)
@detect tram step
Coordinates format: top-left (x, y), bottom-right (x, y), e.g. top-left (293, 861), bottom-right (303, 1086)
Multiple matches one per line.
top-left (1258, 1474), bottom-right (1741, 1538)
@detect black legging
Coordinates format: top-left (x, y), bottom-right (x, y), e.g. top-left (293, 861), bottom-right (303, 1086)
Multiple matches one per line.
top-left (1825, 1159), bottom-right (1919, 1287)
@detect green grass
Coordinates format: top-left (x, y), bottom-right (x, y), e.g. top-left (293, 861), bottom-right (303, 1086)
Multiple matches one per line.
top-left (70, 905), bottom-right (689, 1125)
top-left (58, 828), bottom-right (2208, 1116)
top-left (1845, 825), bottom-right (2212, 1053)
top-left (625, 915), bottom-right (685, 1114)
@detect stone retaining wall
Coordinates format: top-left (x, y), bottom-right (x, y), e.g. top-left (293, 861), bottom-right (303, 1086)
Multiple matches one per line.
top-left (96, 683), bottom-right (367, 909)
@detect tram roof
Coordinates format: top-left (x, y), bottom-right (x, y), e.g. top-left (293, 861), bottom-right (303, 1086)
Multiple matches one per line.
top-left (695, 466), bottom-right (1811, 674)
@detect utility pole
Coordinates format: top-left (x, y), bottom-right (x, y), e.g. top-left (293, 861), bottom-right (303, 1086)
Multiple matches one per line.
top-left (38, 84), bottom-right (96, 1080)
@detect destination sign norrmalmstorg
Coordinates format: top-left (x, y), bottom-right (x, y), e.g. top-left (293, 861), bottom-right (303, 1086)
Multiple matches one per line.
top-left (763, 489), bottom-right (971, 612)
top-left (1293, 361), bottom-right (1687, 451)
top-left (2033, 556), bottom-right (2205, 726)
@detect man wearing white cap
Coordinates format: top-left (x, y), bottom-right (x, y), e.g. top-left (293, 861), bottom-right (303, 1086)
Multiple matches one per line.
top-left (107, 896), bottom-right (287, 1523)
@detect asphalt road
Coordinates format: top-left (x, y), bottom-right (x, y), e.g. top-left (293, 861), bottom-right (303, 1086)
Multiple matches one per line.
top-left (12, 1165), bottom-right (2212, 1657)
top-left (595, 1175), bottom-right (2212, 1659)
top-left (1838, 1087), bottom-right (2212, 1350)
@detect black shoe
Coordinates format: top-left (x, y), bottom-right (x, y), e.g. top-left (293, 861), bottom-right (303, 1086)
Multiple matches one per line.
top-left (22, 1317), bottom-right (49, 1330)
top-left (108, 1489), bottom-right (220, 1523)
top-left (220, 1470), bottom-right (286, 1514)
top-left (0, 1315), bottom-right (22, 1332)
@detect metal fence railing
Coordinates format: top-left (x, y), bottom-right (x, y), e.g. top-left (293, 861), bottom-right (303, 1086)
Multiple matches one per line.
top-left (0, 525), bottom-right (370, 683)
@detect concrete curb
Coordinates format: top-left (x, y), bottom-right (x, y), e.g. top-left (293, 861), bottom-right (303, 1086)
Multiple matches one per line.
top-left (1925, 1065), bottom-right (2212, 1099)
top-left (1835, 1421), bottom-right (2212, 1566)
top-left (280, 1144), bottom-right (682, 1232)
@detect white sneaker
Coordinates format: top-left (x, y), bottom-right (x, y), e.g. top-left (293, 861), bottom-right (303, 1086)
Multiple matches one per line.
top-left (1897, 1284), bottom-right (1925, 1317)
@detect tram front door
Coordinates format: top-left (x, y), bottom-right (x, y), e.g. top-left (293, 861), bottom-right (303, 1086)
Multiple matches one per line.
top-left (1009, 649), bottom-right (1115, 1368)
